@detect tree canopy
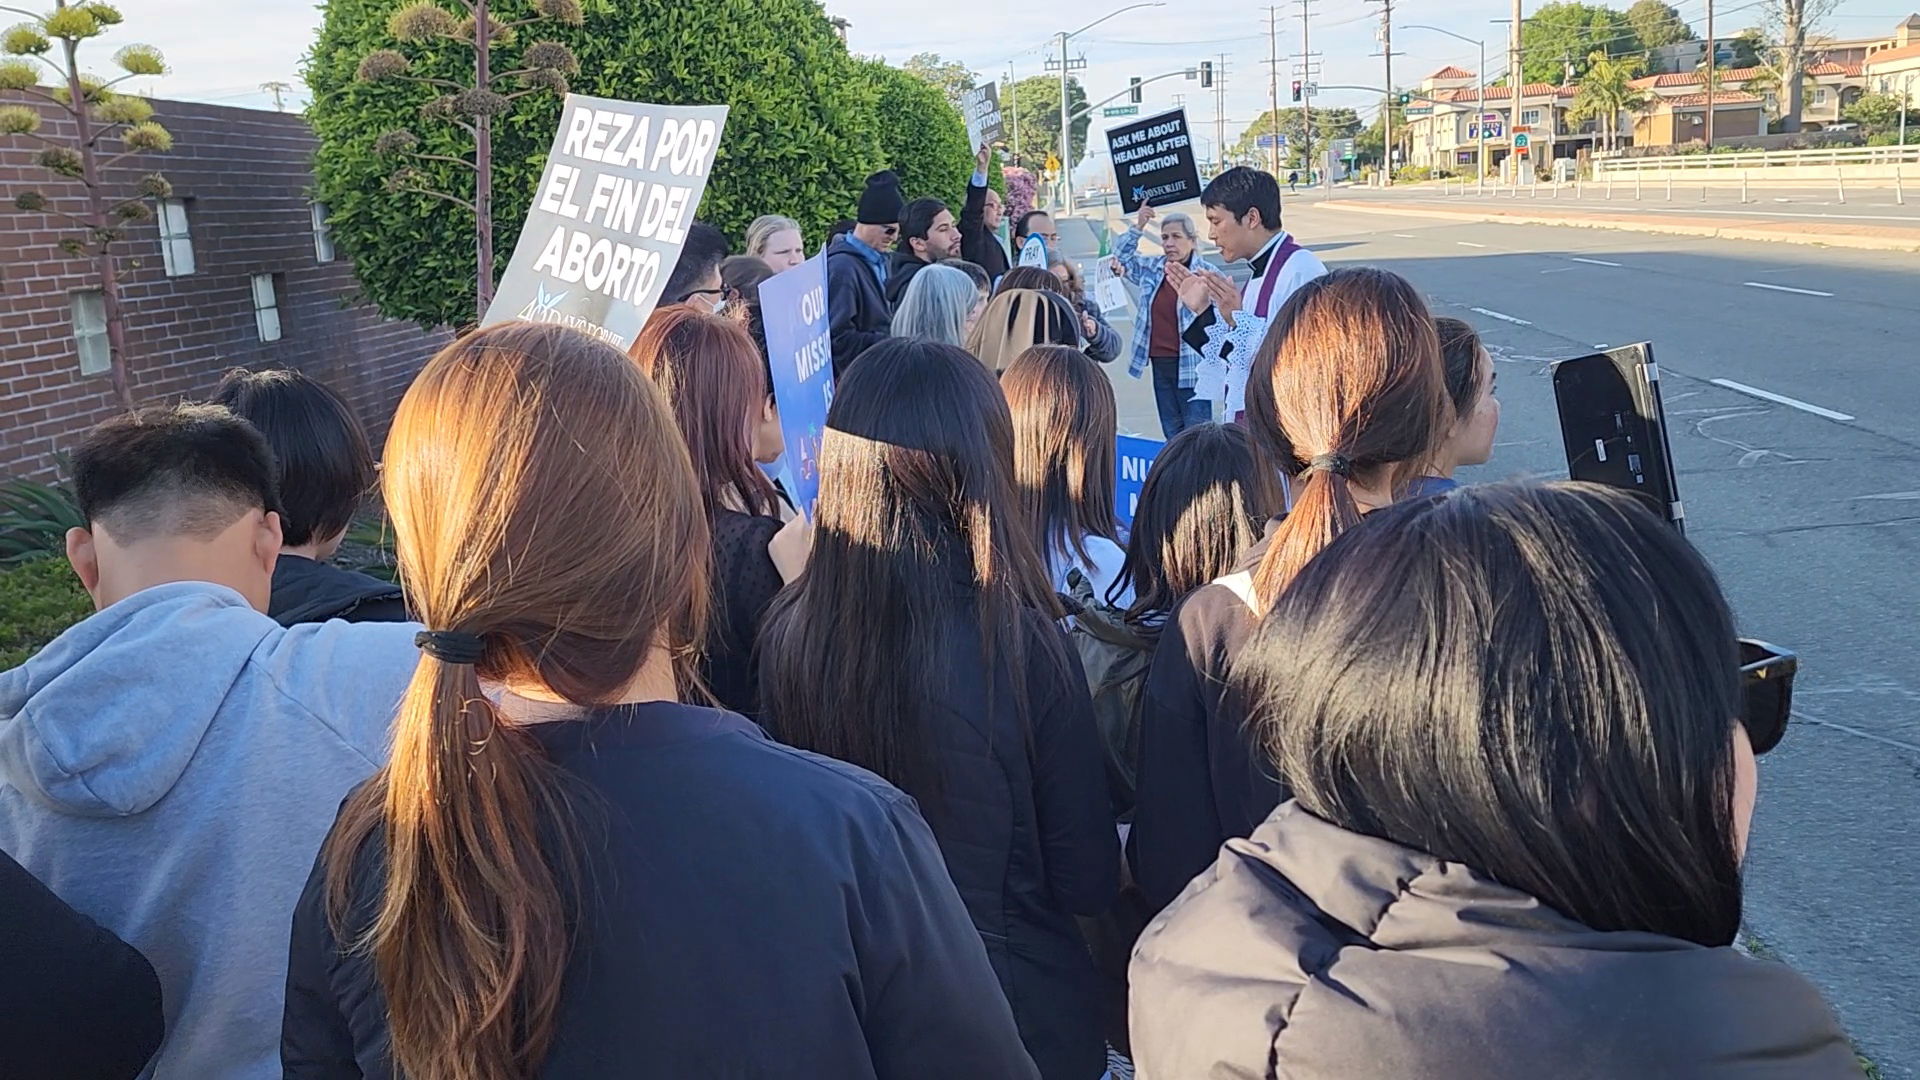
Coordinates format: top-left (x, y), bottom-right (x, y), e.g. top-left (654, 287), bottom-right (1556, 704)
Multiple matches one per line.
top-left (1002, 73), bottom-right (1088, 171)
top-left (309, 0), bottom-right (888, 327)
top-left (901, 52), bottom-right (976, 108)
top-left (1231, 107), bottom-right (1362, 169)
top-left (1519, 3), bottom-right (1642, 85)
top-left (1626, 0), bottom-right (1696, 50)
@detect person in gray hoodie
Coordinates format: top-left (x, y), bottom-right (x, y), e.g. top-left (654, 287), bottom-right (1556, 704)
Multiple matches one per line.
top-left (0, 403), bottom-right (417, 1080)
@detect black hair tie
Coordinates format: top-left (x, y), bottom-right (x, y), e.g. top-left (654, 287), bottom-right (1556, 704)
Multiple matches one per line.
top-left (1305, 452), bottom-right (1353, 478)
top-left (415, 630), bottom-right (486, 666)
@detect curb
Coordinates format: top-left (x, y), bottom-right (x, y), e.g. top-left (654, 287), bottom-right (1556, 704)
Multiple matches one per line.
top-left (1315, 200), bottom-right (1920, 254)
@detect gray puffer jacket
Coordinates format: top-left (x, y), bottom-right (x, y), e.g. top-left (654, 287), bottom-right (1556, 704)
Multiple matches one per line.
top-left (1130, 801), bottom-right (1863, 1079)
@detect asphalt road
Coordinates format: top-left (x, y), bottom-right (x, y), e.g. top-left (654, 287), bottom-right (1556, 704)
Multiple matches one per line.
top-left (1334, 178), bottom-right (1920, 224)
top-left (1060, 204), bottom-right (1920, 1076)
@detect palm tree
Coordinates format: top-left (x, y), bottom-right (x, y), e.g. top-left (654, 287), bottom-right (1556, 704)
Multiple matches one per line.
top-left (1571, 51), bottom-right (1652, 151)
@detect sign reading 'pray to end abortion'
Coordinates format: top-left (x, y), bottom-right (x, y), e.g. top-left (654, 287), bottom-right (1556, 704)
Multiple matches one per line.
top-left (486, 95), bottom-right (729, 349)
top-left (1107, 108), bottom-right (1200, 215)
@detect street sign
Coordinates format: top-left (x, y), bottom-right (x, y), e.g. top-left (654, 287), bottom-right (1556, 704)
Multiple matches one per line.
top-left (1045, 153), bottom-right (1061, 173)
top-left (1104, 105), bottom-right (1140, 118)
top-left (1513, 132), bottom-right (1531, 149)
top-left (1255, 133), bottom-right (1288, 149)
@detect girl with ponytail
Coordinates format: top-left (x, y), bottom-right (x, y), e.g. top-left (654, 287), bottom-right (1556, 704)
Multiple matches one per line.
top-left (1128, 268), bottom-right (1450, 913)
top-left (282, 323), bottom-right (1034, 1080)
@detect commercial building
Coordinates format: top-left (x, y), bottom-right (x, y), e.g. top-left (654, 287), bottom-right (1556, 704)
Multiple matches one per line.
top-left (1403, 67), bottom-right (1589, 176)
top-left (0, 94), bottom-right (446, 480)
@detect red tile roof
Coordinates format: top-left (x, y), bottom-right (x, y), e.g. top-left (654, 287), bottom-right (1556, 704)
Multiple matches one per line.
top-left (1805, 61), bottom-right (1864, 77)
top-left (1629, 66), bottom-right (1774, 90)
top-left (1427, 65), bottom-right (1477, 80)
top-left (1432, 82), bottom-right (1569, 102)
top-left (1866, 42), bottom-right (1920, 66)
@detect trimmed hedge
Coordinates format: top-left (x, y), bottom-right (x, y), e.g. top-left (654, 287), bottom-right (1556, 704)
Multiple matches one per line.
top-left (308, 0), bottom-right (886, 327)
top-left (0, 557), bottom-right (91, 670)
top-left (858, 59), bottom-right (973, 214)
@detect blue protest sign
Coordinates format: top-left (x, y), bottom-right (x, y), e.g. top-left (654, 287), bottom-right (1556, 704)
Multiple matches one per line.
top-left (1115, 434), bottom-right (1165, 528)
top-left (760, 254), bottom-right (834, 518)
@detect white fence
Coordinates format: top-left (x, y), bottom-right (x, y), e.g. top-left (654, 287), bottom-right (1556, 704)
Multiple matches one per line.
top-left (1593, 145), bottom-right (1920, 178)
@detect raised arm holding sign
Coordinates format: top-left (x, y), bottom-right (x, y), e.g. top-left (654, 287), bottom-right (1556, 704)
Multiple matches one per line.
top-left (485, 95), bottom-right (729, 349)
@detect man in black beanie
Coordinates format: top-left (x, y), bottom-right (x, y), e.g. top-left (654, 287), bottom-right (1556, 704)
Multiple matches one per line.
top-left (825, 169), bottom-right (904, 376)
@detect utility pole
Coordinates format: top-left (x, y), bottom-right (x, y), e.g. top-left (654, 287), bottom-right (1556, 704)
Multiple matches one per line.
top-left (1297, 0), bottom-right (1318, 181)
top-left (1008, 64), bottom-right (1020, 165)
top-left (260, 81), bottom-right (291, 112)
top-left (1215, 53), bottom-right (1230, 171)
top-left (1059, 32), bottom-right (1072, 213)
top-left (1705, 0), bottom-right (1717, 149)
top-left (1509, 0), bottom-right (1523, 184)
top-left (1268, 7), bottom-right (1283, 175)
top-left (1371, 0), bottom-right (1395, 185)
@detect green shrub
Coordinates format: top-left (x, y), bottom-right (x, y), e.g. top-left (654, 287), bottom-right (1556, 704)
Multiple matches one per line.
top-left (0, 479), bottom-right (84, 566)
top-left (1393, 164), bottom-right (1436, 182)
top-left (0, 557), bottom-right (92, 669)
top-left (308, 0), bottom-right (885, 327)
top-left (856, 59), bottom-right (972, 213)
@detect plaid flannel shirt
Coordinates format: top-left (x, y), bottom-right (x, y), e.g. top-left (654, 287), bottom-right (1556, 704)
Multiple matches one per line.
top-left (1113, 227), bottom-right (1222, 386)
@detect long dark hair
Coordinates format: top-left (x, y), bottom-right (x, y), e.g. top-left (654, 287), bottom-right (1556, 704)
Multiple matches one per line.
top-left (757, 338), bottom-right (1063, 803)
top-left (1116, 422), bottom-right (1282, 628)
top-left (324, 323), bottom-right (709, 1080)
top-left (1235, 481), bottom-right (1746, 946)
top-left (1242, 267), bottom-right (1449, 613)
top-left (1003, 345), bottom-right (1119, 570)
top-left (629, 306), bottom-right (780, 519)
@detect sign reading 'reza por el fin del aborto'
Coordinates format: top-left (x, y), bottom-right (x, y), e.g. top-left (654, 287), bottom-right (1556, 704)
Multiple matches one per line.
top-left (485, 94), bottom-right (729, 350)
top-left (1107, 108), bottom-right (1201, 215)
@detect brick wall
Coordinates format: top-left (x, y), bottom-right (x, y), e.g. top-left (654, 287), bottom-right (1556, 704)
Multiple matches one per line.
top-left (0, 93), bottom-right (449, 480)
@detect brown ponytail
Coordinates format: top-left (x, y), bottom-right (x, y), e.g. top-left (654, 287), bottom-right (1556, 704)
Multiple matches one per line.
top-left (324, 322), bottom-right (709, 1080)
top-left (1243, 268), bottom-right (1450, 612)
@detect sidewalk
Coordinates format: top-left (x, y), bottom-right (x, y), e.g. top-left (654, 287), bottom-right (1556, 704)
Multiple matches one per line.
top-left (1317, 198), bottom-right (1920, 254)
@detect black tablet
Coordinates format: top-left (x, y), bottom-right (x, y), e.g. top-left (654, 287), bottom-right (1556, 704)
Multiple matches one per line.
top-left (1551, 343), bottom-right (1684, 533)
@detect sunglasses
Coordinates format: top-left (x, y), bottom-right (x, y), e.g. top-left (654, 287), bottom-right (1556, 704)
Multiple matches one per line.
top-left (1738, 638), bottom-right (1796, 755)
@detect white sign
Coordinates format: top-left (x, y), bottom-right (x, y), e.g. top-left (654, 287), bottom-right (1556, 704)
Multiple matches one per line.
top-left (485, 94), bottom-right (729, 349)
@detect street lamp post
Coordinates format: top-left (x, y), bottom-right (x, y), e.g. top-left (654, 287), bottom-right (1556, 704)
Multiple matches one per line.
top-left (1405, 25), bottom-right (1486, 192)
top-left (1056, 2), bottom-right (1165, 217)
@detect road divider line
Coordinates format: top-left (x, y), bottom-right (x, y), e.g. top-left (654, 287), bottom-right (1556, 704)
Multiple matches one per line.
top-left (1392, 233), bottom-right (1417, 238)
top-left (1569, 257), bottom-right (1623, 267)
top-left (1742, 281), bottom-right (1834, 298)
top-left (1469, 306), bottom-right (1533, 326)
top-left (1710, 378), bottom-right (1855, 421)
top-left (1456, 241), bottom-right (1488, 248)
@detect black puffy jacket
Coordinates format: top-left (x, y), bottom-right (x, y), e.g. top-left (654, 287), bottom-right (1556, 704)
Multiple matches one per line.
top-left (1131, 801), bottom-right (1865, 1079)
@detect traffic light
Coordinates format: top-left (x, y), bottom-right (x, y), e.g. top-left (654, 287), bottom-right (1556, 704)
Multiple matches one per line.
top-left (1397, 92), bottom-right (1412, 106)
top-left (1130, 76), bottom-right (1142, 104)
top-left (1291, 80), bottom-right (1302, 102)
top-left (1200, 61), bottom-right (1213, 88)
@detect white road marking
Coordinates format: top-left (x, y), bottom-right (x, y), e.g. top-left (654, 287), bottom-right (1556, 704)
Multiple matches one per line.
top-left (1456, 241), bottom-right (1488, 248)
top-left (1540, 267), bottom-right (1574, 274)
top-left (1709, 378), bottom-right (1855, 421)
top-left (1469, 306), bottom-right (1533, 326)
top-left (1569, 257), bottom-right (1623, 267)
top-left (1743, 281), bottom-right (1834, 297)
top-left (1856, 491), bottom-right (1920, 501)
top-left (1392, 233), bottom-right (1417, 238)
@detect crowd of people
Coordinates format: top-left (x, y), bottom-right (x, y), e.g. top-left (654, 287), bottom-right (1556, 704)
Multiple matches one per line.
top-left (0, 149), bottom-right (1869, 1080)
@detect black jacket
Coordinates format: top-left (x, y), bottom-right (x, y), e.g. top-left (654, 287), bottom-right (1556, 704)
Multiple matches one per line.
top-left (911, 603), bottom-right (1120, 1080)
top-left (960, 177), bottom-right (1011, 281)
top-left (1, 848), bottom-right (165, 1080)
top-left (1129, 527), bottom-right (1286, 914)
top-left (825, 234), bottom-right (893, 377)
top-left (883, 249), bottom-right (936, 308)
top-left (268, 554), bottom-right (407, 627)
top-left (1131, 802), bottom-right (1865, 1078)
top-left (283, 700), bottom-right (1038, 1079)
top-left (703, 509), bottom-right (783, 716)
